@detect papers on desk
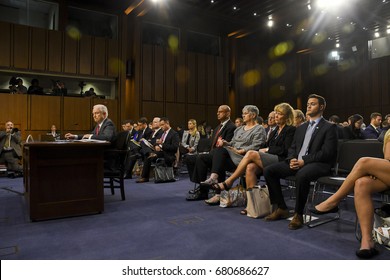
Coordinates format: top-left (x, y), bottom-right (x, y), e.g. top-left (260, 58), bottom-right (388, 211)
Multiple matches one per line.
top-left (75, 139), bottom-right (109, 143)
top-left (328, 177), bottom-right (346, 181)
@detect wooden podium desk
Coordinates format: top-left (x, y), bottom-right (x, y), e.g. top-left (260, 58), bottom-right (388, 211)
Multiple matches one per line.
top-left (23, 141), bottom-right (110, 221)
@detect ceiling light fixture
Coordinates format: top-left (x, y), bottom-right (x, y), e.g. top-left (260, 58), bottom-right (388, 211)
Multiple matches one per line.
top-left (375, 32), bottom-right (380, 38)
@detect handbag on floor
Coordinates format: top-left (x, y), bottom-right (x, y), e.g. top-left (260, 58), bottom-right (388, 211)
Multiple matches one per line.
top-left (154, 158), bottom-right (175, 183)
top-left (246, 185), bottom-right (272, 218)
top-left (219, 184), bottom-right (246, 208)
top-left (372, 205), bottom-right (390, 250)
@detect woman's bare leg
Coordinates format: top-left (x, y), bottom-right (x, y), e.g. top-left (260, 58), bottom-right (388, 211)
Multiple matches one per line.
top-left (354, 176), bottom-right (389, 250)
top-left (315, 157), bottom-right (390, 212)
top-left (245, 163), bottom-right (261, 189)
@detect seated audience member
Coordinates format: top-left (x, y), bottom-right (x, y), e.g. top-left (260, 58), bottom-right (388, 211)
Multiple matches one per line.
top-left (329, 115), bottom-right (344, 139)
top-left (205, 125), bottom-right (213, 139)
top-left (362, 112), bottom-right (382, 139)
top-left (201, 105), bottom-right (266, 205)
top-left (263, 94), bottom-right (338, 230)
top-left (265, 111), bottom-right (277, 142)
top-left (136, 117), bottom-right (179, 183)
top-left (180, 119), bottom-right (200, 155)
top-left (235, 117), bottom-right (244, 127)
top-left (27, 78), bottom-right (44, 95)
top-left (84, 88), bottom-right (97, 97)
top-left (342, 114), bottom-right (364, 140)
top-left (0, 121), bottom-right (23, 174)
top-left (48, 124), bottom-right (60, 140)
top-left (197, 124), bottom-right (207, 138)
top-left (382, 114), bottom-right (390, 131)
top-left (176, 125), bottom-right (184, 140)
top-left (186, 105), bottom-right (236, 200)
top-left (311, 129), bottom-right (390, 259)
top-left (122, 117), bottom-right (154, 176)
top-left (256, 116), bottom-right (264, 125)
top-left (65, 104), bottom-right (116, 142)
top-left (293, 109), bottom-right (305, 127)
top-left (16, 78), bottom-right (27, 94)
top-left (213, 103), bottom-right (296, 212)
top-left (52, 80), bottom-right (67, 96)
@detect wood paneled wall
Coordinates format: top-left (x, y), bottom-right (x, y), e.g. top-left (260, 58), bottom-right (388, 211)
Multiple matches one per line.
top-left (137, 44), bottom-right (227, 128)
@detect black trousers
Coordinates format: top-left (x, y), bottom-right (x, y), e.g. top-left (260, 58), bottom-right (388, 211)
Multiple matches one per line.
top-left (263, 161), bottom-right (331, 215)
top-left (210, 147), bottom-right (236, 180)
top-left (141, 151), bottom-right (175, 179)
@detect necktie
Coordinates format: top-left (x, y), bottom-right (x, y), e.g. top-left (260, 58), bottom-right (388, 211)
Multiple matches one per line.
top-left (4, 134), bottom-right (11, 149)
top-left (161, 131), bottom-right (167, 143)
top-left (96, 125), bottom-right (100, 135)
top-left (298, 121), bottom-right (316, 160)
top-left (266, 126), bottom-right (275, 142)
top-left (211, 124), bottom-right (222, 147)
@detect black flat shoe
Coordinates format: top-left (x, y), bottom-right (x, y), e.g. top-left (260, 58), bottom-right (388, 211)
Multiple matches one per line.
top-left (309, 206), bottom-right (339, 215)
top-left (355, 247), bottom-right (379, 259)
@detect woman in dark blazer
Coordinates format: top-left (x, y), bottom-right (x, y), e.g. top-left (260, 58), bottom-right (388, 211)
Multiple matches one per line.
top-left (343, 114), bottom-right (364, 140)
top-left (212, 103), bottom-right (296, 210)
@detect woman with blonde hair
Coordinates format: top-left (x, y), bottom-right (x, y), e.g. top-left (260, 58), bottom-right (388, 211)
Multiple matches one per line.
top-left (311, 129), bottom-right (390, 259)
top-left (180, 119), bottom-right (200, 154)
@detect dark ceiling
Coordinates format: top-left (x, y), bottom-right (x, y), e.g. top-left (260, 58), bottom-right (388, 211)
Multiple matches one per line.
top-left (75, 0), bottom-right (390, 44)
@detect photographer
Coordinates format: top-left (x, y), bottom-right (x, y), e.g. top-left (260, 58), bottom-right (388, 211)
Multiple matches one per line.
top-left (0, 121), bottom-right (23, 174)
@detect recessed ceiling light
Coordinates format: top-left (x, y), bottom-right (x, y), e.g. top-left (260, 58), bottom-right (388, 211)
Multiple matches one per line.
top-left (253, 12), bottom-right (257, 16)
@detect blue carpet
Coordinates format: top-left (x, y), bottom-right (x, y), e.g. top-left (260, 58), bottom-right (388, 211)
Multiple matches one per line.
top-left (0, 175), bottom-right (389, 260)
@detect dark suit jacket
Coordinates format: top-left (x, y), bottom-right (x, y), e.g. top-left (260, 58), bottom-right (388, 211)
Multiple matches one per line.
top-left (0, 131), bottom-right (22, 157)
top-left (210, 119), bottom-right (236, 149)
top-left (362, 124), bottom-right (381, 139)
top-left (89, 118), bottom-right (116, 142)
top-left (287, 118), bottom-right (337, 167)
top-left (267, 125), bottom-right (296, 161)
top-left (159, 129), bottom-right (180, 163)
top-left (136, 127), bottom-right (153, 142)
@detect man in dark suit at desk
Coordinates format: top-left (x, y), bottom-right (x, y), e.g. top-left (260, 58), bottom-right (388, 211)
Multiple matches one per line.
top-left (136, 117), bottom-right (179, 183)
top-left (0, 121), bottom-right (23, 174)
top-left (186, 105), bottom-right (236, 200)
top-left (65, 104), bottom-right (116, 142)
top-left (263, 94), bottom-right (338, 230)
top-left (362, 112), bottom-right (382, 139)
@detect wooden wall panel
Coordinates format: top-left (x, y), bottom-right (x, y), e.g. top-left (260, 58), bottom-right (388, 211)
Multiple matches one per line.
top-left (187, 53), bottom-right (196, 103)
top-left (64, 34), bottom-right (78, 74)
top-left (63, 97), bottom-right (91, 131)
top-left (216, 56), bottom-right (224, 104)
top-left (48, 30), bottom-right (62, 72)
top-left (176, 51), bottom-right (186, 103)
top-left (187, 104), bottom-right (206, 125)
top-left (142, 101), bottom-right (163, 120)
top-left (31, 28), bottom-right (47, 71)
top-left (0, 22), bottom-right (11, 67)
top-left (0, 95), bottom-right (28, 130)
top-left (93, 37), bottom-right (106, 76)
top-left (206, 55), bottom-right (215, 105)
top-left (166, 102), bottom-right (185, 128)
top-left (13, 25), bottom-right (29, 69)
top-left (29, 96), bottom-right (61, 130)
top-left (166, 50), bottom-right (175, 102)
top-left (79, 35), bottom-right (92, 75)
top-left (154, 46), bottom-right (164, 101)
top-left (197, 54), bottom-right (206, 104)
top-left (107, 39), bottom-right (119, 77)
top-left (142, 45), bottom-right (153, 101)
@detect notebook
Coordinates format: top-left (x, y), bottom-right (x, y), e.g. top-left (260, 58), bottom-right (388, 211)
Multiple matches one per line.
top-left (40, 134), bottom-right (56, 142)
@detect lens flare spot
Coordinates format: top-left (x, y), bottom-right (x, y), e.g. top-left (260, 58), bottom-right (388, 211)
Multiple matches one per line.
top-left (313, 64), bottom-right (328, 76)
top-left (168, 35), bottom-right (179, 52)
top-left (241, 70), bottom-right (261, 87)
top-left (312, 32), bottom-right (326, 45)
top-left (269, 62), bottom-right (286, 78)
top-left (269, 84), bottom-right (285, 99)
top-left (108, 57), bottom-right (125, 74)
top-left (66, 25), bottom-right (81, 40)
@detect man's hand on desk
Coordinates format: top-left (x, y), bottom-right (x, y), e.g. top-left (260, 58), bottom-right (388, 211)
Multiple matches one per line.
top-left (65, 133), bottom-right (76, 140)
top-left (82, 134), bottom-right (92, 139)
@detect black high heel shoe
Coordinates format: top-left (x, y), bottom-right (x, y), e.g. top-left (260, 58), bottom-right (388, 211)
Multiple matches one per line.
top-left (211, 181), bottom-right (231, 192)
top-left (355, 247), bottom-right (379, 259)
top-left (309, 205), bottom-right (339, 215)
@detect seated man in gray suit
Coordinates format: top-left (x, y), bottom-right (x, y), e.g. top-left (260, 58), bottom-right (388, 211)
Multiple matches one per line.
top-left (65, 104), bottom-right (116, 142)
top-left (0, 121), bottom-right (23, 174)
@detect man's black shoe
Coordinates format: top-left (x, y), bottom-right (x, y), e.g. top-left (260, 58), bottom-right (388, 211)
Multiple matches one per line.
top-left (186, 191), bottom-right (208, 201)
top-left (189, 186), bottom-right (201, 194)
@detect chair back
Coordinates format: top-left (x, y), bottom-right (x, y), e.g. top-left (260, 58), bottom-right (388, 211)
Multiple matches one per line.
top-left (337, 140), bottom-right (384, 174)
